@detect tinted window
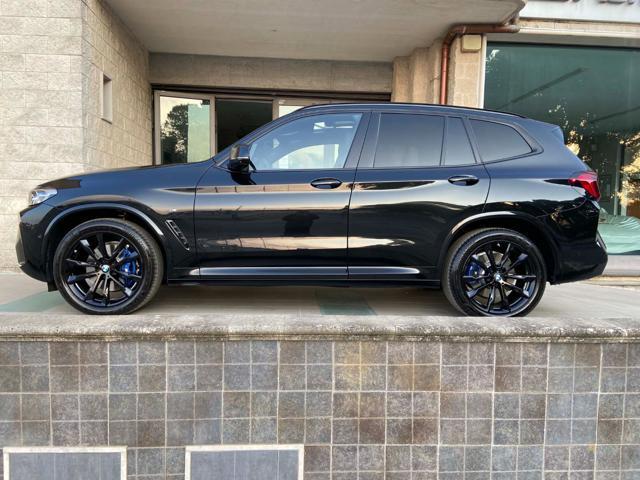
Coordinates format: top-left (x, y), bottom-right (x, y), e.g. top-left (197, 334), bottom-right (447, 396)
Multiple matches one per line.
top-left (444, 117), bottom-right (475, 165)
top-left (249, 113), bottom-right (362, 170)
top-left (374, 114), bottom-right (444, 168)
top-left (470, 119), bottom-right (531, 161)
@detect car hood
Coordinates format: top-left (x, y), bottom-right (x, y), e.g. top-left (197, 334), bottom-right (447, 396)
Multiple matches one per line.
top-left (38, 161), bottom-right (213, 207)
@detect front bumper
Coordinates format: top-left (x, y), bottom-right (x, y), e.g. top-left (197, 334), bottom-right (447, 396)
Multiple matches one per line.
top-left (16, 228), bottom-right (47, 282)
top-left (16, 202), bottom-right (56, 283)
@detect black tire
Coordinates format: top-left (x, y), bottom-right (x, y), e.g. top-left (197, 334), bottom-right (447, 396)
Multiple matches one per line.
top-left (442, 228), bottom-right (546, 317)
top-left (53, 218), bottom-right (163, 315)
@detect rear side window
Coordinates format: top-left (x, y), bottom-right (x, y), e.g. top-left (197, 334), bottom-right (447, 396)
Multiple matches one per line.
top-left (444, 117), bottom-right (475, 165)
top-left (470, 119), bottom-right (532, 161)
top-left (374, 114), bottom-right (444, 168)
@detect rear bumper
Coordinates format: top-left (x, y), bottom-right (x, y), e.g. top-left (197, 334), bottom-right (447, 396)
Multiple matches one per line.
top-left (553, 232), bottom-right (607, 284)
top-left (543, 199), bottom-right (608, 284)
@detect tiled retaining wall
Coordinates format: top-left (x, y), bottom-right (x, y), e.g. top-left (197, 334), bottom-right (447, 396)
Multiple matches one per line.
top-left (0, 340), bottom-right (639, 479)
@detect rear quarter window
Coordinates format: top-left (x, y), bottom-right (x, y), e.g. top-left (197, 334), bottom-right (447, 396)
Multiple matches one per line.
top-left (470, 119), bottom-right (532, 162)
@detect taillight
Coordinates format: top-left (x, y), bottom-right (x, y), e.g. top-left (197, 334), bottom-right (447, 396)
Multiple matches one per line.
top-left (568, 171), bottom-right (601, 201)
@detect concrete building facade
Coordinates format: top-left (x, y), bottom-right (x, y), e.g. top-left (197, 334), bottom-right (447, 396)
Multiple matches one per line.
top-left (0, 1), bottom-right (640, 476)
top-left (1, 0), bottom-right (639, 271)
top-left (0, 0), bottom-right (525, 272)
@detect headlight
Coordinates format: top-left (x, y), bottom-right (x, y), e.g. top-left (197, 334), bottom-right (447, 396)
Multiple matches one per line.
top-left (29, 187), bottom-right (57, 206)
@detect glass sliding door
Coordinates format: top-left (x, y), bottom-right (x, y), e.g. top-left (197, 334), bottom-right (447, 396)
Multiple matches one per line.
top-left (275, 98), bottom-right (338, 118)
top-left (484, 43), bottom-right (640, 255)
top-left (155, 92), bottom-right (214, 165)
top-left (154, 92), bottom-right (373, 165)
top-left (215, 98), bottom-right (273, 151)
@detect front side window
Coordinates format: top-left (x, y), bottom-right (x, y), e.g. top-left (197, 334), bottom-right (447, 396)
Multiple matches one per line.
top-left (374, 114), bottom-right (444, 168)
top-left (470, 119), bottom-right (532, 162)
top-left (249, 113), bottom-right (362, 170)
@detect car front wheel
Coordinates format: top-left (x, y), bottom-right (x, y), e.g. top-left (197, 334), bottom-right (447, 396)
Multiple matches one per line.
top-left (53, 218), bottom-right (163, 315)
top-left (443, 228), bottom-right (547, 317)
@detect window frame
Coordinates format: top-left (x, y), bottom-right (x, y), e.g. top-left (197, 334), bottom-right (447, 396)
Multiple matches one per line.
top-left (466, 116), bottom-right (543, 164)
top-left (185, 444), bottom-right (304, 480)
top-left (359, 111), bottom-right (451, 170)
top-left (154, 90), bottom-right (216, 165)
top-left (152, 89), bottom-right (380, 165)
top-left (3, 446), bottom-right (127, 480)
top-left (217, 109), bottom-right (371, 173)
top-left (100, 71), bottom-right (113, 123)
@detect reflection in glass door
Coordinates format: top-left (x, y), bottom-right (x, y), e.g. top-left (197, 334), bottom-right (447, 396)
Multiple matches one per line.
top-left (156, 92), bottom-right (213, 165)
top-left (484, 43), bottom-right (640, 255)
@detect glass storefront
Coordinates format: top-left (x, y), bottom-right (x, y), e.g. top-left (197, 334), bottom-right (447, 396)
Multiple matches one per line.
top-left (484, 43), bottom-right (640, 255)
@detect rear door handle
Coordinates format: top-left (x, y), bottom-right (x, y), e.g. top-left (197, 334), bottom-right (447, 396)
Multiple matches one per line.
top-left (448, 175), bottom-right (479, 186)
top-left (311, 178), bottom-right (342, 189)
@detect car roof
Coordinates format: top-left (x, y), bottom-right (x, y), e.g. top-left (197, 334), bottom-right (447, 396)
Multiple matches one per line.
top-left (301, 102), bottom-right (526, 120)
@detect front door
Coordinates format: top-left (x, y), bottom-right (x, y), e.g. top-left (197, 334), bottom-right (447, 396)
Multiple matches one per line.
top-left (348, 112), bottom-right (490, 281)
top-left (194, 110), bottom-right (368, 279)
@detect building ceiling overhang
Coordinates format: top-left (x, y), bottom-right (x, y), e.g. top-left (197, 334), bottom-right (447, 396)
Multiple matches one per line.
top-left (104, 0), bottom-right (525, 62)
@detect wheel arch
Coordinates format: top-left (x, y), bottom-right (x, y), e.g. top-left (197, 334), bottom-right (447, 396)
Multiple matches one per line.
top-left (438, 212), bottom-right (559, 283)
top-left (43, 203), bottom-right (170, 283)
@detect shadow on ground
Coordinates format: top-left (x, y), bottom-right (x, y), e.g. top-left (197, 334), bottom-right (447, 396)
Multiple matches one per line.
top-left (0, 273), bottom-right (639, 317)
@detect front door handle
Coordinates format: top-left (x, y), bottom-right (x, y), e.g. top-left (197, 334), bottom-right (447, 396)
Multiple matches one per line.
top-left (311, 178), bottom-right (342, 189)
top-left (448, 175), bottom-right (479, 186)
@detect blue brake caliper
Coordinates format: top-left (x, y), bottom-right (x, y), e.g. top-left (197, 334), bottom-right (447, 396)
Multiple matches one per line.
top-left (118, 248), bottom-right (138, 288)
top-left (465, 260), bottom-right (483, 283)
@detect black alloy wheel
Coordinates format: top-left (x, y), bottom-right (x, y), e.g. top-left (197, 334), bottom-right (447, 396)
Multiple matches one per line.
top-left (443, 228), bottom-right (546, 317)
top-left (53, 219), bottom-right (163, 315)
top-left (63, 232), bottom-right (143, 308)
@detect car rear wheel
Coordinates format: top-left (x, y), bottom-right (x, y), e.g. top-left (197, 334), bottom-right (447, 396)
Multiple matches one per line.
top-left (443, 228), bottom-right (546, 317)
top-left (53, 218), bottom-right (163, 315)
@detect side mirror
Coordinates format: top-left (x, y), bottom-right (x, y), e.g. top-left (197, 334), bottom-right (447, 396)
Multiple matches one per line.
top-left (229, 144), bottom-right (252, 173)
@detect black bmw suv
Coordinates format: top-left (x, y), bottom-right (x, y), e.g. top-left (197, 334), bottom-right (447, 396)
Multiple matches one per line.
top-left (16, 103), bottom-right (607, 316)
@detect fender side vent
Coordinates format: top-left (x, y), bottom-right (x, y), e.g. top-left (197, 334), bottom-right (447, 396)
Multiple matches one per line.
top-left (166, 219), bottom-right (190, 250)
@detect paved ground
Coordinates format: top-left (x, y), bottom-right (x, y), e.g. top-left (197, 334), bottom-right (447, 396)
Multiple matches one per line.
top-left (0, 273), bottom-right (638, 318)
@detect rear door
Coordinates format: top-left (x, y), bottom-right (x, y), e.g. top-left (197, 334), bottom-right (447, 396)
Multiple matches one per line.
top-left (347, 112), bottom-right (490, 281)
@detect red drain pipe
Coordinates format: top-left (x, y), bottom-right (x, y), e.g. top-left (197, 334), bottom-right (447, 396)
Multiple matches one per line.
top-left (439, 22), bottom-right (520, 105)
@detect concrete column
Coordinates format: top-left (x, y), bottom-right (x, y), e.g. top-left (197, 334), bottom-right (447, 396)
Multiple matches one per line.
top-left (392, 35), bottom-right (485, 108)
top-left (446, 35), bottom-right (484, 107)
top-left (391, 43), bottom-right (441, 104)
top-left (408, 47), bottom-right (430, 103)
top-left (391, 56), bottom-right (410, 102)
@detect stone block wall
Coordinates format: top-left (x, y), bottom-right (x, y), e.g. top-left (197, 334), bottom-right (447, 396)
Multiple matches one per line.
top-left (0, 339), bottom-right (638, 479)
top-left (0, 0), bottom-right (85, 272)
top-left (0, 0), bottom-right (151, 272)
top-left (81, 0), bottom-right (152, 171)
